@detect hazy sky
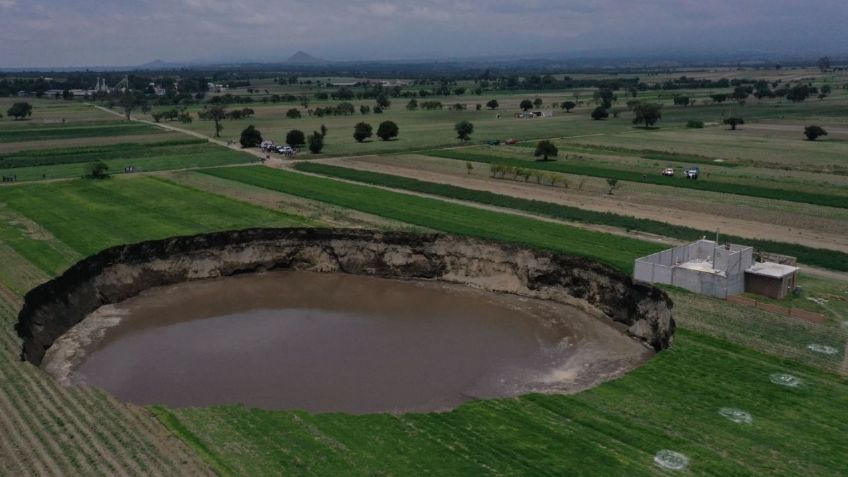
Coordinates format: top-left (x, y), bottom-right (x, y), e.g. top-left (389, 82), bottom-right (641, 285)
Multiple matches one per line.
top-left (1, 0), bottom-right (846, 67)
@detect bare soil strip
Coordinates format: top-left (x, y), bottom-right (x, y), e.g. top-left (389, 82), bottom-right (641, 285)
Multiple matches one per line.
top-left (322, 156), bottom-right (848, 253)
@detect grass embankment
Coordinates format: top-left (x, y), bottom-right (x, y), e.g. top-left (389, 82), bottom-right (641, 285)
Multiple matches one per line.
top-left (0, 139), bottom-right (256, 181)
top-left (0, 122), bottom-right (159, 142)
top-left (201, 166), bottom-right (664, 271)
top-left (0, 175), bottom-right (310, 274)
top-left (426, 150), bottom-right (848, 210)
top-left (294, 162), bottom-right (848, 272)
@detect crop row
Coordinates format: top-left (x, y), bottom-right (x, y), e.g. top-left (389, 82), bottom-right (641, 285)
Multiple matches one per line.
top-left (203, 166), bottom-right (664, 271)
top-left (0, 122), bottom-right (160, 142)
top-left (0, 139), bottom-right (208, 169)
top-left (426, 149), bottom-right (848, 209)
top-left (294, 162), bottom-right (848, 271)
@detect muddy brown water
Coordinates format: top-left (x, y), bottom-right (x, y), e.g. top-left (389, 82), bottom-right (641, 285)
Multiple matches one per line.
top-left (45, 271), bottom-right (651, 413)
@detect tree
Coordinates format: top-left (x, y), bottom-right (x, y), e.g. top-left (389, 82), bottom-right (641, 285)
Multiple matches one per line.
top-left (406, 99), bottom-right (418, 111)
top-left (376, 121), bottom-right (399, 141)
top-left (534, 140), bottom-right (558, 161)
top-left (804, 125), bottom-right (828, 141)
top-left (786, 84), bottom-right (812, 102)
top-left (201, 106), bottom-right (228, 137)
top-left (533, 97), bottom-right (543, 108)
top-left (520, 99), bottom-right (533, 111)
top-left (118, 94), bottom-right (147, 121)
top-left (591, 107), bottom-right (609, 120)
top-left (286, 129), bottom-right (306, 146)
top-left (7, 102), bottom-right (33, 120)
top-left (353, 122), bottom-right (373, 142)
top-left (359, 105), bottom-right (370, 115)
top-left (817, 56), bottom-right (831, 72)
top-left (594, 88), bottom-right (616, 108)
top-left (376, 94), bottom-right (391, 109)
top-left (239, 125), bottom-right (263, 148)
top-left (286, 108), bottom-right (301, 119)
top-left (723, 117), bottom-right (744, 130)
top-left (710, 94), bottom-right (728, 103)
top-left (454, 120), bottom-right (474, 141)
top-left (673, 95), bottom-right (690, 107)
top-left (320, 124), bottom-right (328, 138)
top-left (606, 178), bottom-right (620, 195)
top-left (631, 102), bottom-right (662, 128)
top-left (561, 101), bottom-right (576, 112)
top-left (85, 161), bottom-right (110, 179)
top-left (307, 131), bottom-right (324, 153)
top-left (486, 99), bottom-right (499, 110)
top-left (466, 162), bottom-right (474, 174)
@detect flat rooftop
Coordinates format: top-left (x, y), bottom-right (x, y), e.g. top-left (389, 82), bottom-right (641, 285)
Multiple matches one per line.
top-left (745, 262), bottom-right (799, 279)
top-left (678, 259), bottom-right (725, 276)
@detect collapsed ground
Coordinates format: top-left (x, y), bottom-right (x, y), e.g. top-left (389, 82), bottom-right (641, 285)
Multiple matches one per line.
top-left (0, 67), bottom-right (847, 476)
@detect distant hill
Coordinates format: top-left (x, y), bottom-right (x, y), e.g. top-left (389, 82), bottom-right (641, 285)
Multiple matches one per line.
top-left (287, 51), bottom-right (328, 64)
top-left (135, 59), bottom-right (196, 70)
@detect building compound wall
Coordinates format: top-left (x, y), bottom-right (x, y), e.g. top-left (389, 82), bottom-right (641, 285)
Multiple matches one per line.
top-left (634, 240), bottom-right (753, 298)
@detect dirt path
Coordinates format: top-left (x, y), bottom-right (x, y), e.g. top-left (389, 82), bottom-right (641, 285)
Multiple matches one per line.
top-left (92, 104), bottom-right (268, 161)
top-left (320, 157), bottom-right (848, 253)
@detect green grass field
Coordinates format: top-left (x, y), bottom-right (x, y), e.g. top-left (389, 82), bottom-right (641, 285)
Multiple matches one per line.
top-left (293, 162), bottom-right (848, 271)
top-left (0, 139), bottom-right (257, 181)
top-left (201, 166), bottom-right (664, 271)
top-left (0, 122), bottom-right (161, 143)
top-left (0, 175), bottom-right (310, 274)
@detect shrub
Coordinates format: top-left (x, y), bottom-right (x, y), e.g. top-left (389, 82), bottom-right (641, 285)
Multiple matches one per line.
top-left (804, 125), bottom-right (828, 141)
top-left (376, 121), bottom-right (399, 141)
top-left (307, 131), bottom-right (324, 153)
top-left (591, 107), bottom-right (609, 120)
top-left (353, 122), bottom-right (373, 143)
top-left (286, 129), bottom-right (306, 146)
top-left (686, 120), bottom-right (704, 128)
top-left (239, 125), bottom-right (263, 148)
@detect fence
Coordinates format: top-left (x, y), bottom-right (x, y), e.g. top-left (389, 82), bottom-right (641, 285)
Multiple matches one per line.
top-left (726, 295), bottom-right (826, 323)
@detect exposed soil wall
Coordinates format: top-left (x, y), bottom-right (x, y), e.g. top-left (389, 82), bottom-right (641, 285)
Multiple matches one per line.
top-left (17, 228), bottom-right (675, 365)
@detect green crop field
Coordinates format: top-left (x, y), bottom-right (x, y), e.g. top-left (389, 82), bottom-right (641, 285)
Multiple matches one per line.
top-left (0, 176), bottom-right (311, 274)
top-left (0, 122), bottom-right (161, 143)
top-left (0, 139), bottom-right (256, 181)
top-left (293, 162), bottom-right (848, 271)
top-left (201, 166), bottom-right (664, 271)
top-left (426, 149), bottom-right (848, 209)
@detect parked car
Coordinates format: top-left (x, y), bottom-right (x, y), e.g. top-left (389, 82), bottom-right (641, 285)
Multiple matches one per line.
top-left (685, 166), bottom-right (700, 180)
top-left (487, 139), bottom-right (501, 146)
top-left (505, 138), bottom-right (518, 145)
top-left (661, 167), bottom-right (675, 177)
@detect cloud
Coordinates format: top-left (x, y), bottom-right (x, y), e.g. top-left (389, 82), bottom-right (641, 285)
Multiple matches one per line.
top-left (0, 0), bottom-right (846, 67)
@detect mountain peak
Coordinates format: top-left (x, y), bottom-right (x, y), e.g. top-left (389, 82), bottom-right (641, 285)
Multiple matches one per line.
top-left (287, 51), bottom-right (326, 64)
